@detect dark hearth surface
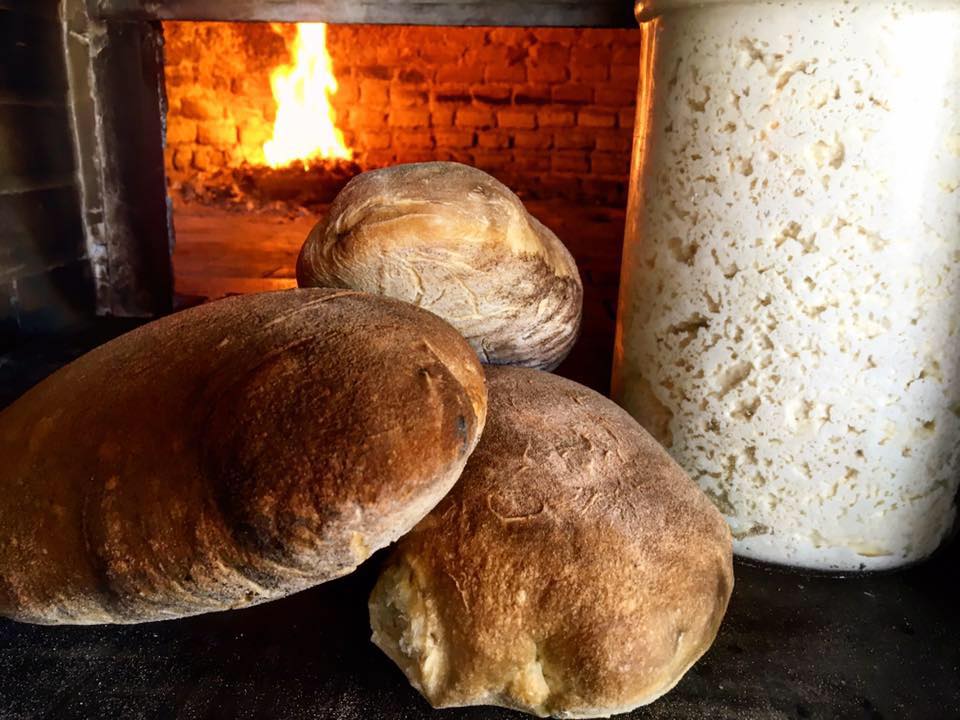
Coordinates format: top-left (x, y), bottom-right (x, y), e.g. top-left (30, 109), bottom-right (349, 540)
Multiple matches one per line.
top-left (1, 323), bottom-right (958, 720)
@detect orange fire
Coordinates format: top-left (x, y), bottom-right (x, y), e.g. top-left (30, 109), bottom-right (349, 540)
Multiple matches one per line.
top-left (262, 23), bottom-right (352, 168)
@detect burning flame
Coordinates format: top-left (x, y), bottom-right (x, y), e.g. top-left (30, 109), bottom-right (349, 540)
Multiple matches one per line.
top-left (263, 23), bottom-right (352, 168)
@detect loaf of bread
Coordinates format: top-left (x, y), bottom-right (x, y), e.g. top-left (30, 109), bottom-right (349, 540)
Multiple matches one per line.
top-left (0, 289), bottom-right (486, 625)
top-left (296, 162), bottom-right (583, 371)
top-left (369, 367), bottom-right (733, 718)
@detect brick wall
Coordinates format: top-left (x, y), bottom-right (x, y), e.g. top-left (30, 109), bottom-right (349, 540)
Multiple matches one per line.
top-left (0, 0), bottom-right (96, 344)
top-left (163, 23), bottom-right (640, 204)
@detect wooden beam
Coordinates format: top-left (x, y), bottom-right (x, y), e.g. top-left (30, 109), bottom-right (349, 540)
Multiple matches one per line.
top-left (90, 0), bottom-right (637, 27)
top-left (65, 0), bottom-right (174, 317)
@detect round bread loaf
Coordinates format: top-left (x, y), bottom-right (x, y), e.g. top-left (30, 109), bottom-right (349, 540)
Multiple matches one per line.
top-left (369, 367), bottom-right (733, 718)
top-left (296, 162), bottom-right (583, 371)
top-left (0, 289), bottom-right (486, 625)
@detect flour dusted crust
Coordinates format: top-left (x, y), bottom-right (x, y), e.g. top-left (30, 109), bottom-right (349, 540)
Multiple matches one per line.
top-left (296, 162), bottom-right (583, 371)
top-left (0, 289), bottom-right (486, 625)
top-left (369, 367), bottom-right (733, 718)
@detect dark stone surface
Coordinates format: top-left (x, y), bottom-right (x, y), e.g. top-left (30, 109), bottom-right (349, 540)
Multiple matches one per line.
top-left (0, 187), bottom-right (87, 277)
top-left (0, 0), bottom-right (96, 341)
top-left (0, 322), bottom-right (957, 720)
top-left (0, 318), bottom-right (143, 405)
top-left (0, 104), bottom-right (77, 187)
top-left (63, 0), bottom-right (174, 318)
top-left (12, 260), bottom-right (98, 335)
top-left (0, 287), bottom-right (16, 349)
top-left (95, 18), bottom-right (174, 317)
top-left (0, 9), bottom-right (69, 102)
top-left (93, 0), bottom-right (637, 27)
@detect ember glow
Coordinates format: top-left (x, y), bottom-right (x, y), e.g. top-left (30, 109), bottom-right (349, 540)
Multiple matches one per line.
top-left (263, 23), bottom-right (352, 168)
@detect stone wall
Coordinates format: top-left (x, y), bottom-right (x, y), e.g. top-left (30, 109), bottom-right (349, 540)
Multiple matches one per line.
top-left (163, 22), bottom-right (640, 203)
top-left (0, 0), bottom-right (96, 344)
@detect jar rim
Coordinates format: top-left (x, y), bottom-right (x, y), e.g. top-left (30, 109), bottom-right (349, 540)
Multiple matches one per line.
top-left (635, 0), bottom-right (958, 21)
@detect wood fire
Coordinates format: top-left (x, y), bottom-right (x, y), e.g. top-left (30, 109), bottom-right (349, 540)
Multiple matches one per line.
top-left (262, 22), bottom-right (352, 168)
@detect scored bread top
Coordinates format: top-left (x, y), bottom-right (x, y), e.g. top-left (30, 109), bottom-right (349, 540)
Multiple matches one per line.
top-left (297, 162), bottom-right (583, 371)
top-left (0, 289), bottom-right (486, 624)
top-left (369, 366), bottom-right (733, 718)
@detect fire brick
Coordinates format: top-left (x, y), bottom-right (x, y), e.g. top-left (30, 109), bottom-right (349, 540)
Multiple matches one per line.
top-left (389, 109), bottom-right (432, 128)
top-left (197, 121), bottom-right (237, 146)
top-left (467, 43), bottom-right (527, 66)
top-left (432, 84), bottom-right (473, 105)
top-left (364, 149), bottom-right (398, 166)
top-left (165, 64), bottom-right (194, 87)
top-left (514, 85), bottom-right (551, 106)
top-left (496, 110), bottom-right (536, 129)
top-left (572, 45), bottom-right (613, 67)
top-left (533, 28), bottom-right (581, 44)
top-left (595, 86), bottom-right (637, 107)
top-left (359, 81), bottom-right (390, 106)
top-left (191, 147), bottom-right (225, 171)
top-left (578, 30), bottom-right (625, 47)
top-left (455, 107), bottom-right (495, 129)
top-left (527, 61), bottom-right (567, 84)
top-left (376, 45), bottom-right (417, 66)
top-left (484, 62), bottom-right (527, 84)
top-left (435, 150), bottom-right (475, 165)
top-left (591, 152), bottom-right (631, 176)
top-left (537, 109), bottom-right (576, 128)
top-left (349, 107), bottom-right (387, 126)
top-left (179, 95), bottom-right (221, 121)
top-left (433, 130), bottom-right (476, 149)
top-left (570, 63), bottom-right (609, 83)
top-left (332, 82), bottom-right (360, 105)
top-left (419, 42), bottom-right (464, 65)
top-left (552, 151), bottom-right (589, 174)
top-left (397, 68), bottom-right (429, 85)
top-left (357, 65), bottom-right (393, 81)
top-left (552, 84), bottom-right (595, 105)
top-left (513, 131), bottom-right (553, 150)
top-left (472, 85), bottom-right (512, 105)
top-left (431, 107), bottom-right (456, 127)
top-left (238, 125), bottom-right (271, 148)
top-left (436, 63), bottom-right (485, 84)
top-left (471, 150), bottom-right (513, 171)
top-left (230, 107), bottom-right (264, 126)
top-left (487, 28), bottom-right (534, 44)
top-left (166, 120), bottom-right (197, 145)
top-left (172, 148), bottom-right (193, 172)
top-left (590, 178), bottom-right (628, 205)
top-left (397, 150), bottom-right (439, 164)
top-left (356, 131), bottom-right (392, 150)
top-left (554, 130), bottom-right (596, 150)
top-left (613, 45), bottom-right (643, 65)
top-left (332, 30), bottom-right (377, 64)
top-left (610, 63), bottom-right (640, 85)
top-left (441, 27), bottom-right (488, 47)
top-left (476, 131), bottom-right (512, 149)
top-left (532, 42), bottom-right (570, 67)
top-left (510, 153), bottom-right (552, 172)
top-left (393, 130), bottom-right (435, 149)
top-left (595, 131), bottom-right (633, 153)
top-left (391, 86), bottom-right (428, 108)
top-left (578, 109), bottom-right (618, 129)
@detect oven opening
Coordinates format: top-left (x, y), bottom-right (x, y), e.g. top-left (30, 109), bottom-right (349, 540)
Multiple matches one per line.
top-left (163, 21), bottom-right (639, 388)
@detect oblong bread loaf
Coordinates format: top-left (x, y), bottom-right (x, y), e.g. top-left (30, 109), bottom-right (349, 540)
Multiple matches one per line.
top-left (0, 289), bottom-right (486, 625)
top-left (296, 162), bottom-right (583, 371)
top-left (369, 366), bottom-right (732, 718)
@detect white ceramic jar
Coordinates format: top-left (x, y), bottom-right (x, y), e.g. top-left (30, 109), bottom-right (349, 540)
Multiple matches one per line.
top-left (613, 0), bottom-right (960, 570)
